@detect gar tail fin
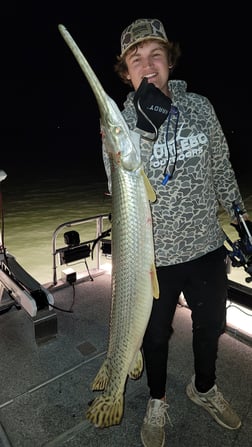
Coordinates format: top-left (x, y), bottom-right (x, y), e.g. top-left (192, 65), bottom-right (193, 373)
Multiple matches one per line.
top-left (86, 394), bottom-right (124, 428)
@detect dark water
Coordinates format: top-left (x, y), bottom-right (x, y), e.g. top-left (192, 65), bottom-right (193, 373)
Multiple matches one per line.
top-left (1, 164), bottom-right (112, 285)
top-left (1, 162), bottom-right (251, 287)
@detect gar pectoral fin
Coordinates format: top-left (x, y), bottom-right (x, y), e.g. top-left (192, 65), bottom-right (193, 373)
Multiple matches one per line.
top-left (141, 169), bottom-right (156, 203)
top-left (151, 262), bottom-right (160, 299)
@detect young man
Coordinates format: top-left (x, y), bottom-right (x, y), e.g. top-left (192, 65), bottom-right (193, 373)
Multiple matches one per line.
top-left (102, 18), bottom-right (250, 447)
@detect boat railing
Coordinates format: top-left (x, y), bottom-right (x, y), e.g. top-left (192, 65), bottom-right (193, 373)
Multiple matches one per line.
top-left (52, 213), bottom-right (111, 285)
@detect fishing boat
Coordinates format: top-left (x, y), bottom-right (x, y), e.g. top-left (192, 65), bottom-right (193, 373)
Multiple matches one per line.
top-left (0, 168), bottom-right (252, 446)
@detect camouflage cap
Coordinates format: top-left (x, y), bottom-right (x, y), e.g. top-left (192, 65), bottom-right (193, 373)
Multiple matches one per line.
top-left (120, 18), bottom-right (169, 57)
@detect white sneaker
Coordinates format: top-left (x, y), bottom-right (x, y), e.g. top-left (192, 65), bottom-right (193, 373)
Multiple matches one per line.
top-left (186, 376), bottom-right (241, 430)
top-left (141, 398), bottom-right (170, 447)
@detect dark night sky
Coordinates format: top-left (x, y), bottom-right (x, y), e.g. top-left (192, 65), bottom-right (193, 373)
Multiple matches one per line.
top-left (1, 2), bottom-right (250, 178)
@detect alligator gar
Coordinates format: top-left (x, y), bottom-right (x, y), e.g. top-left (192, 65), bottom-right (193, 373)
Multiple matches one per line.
top-left (58, 24), bottom-right (159, 428)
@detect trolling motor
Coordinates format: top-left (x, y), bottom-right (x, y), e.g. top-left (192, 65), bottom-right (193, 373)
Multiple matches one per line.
top-left (225, 202), bottom-right (252, 283)
top-left (0, 170), bottom-right (58, 343)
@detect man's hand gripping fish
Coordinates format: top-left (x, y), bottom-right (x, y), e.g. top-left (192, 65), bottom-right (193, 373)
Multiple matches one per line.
top-left (58, 24), bottom-right (159, 428)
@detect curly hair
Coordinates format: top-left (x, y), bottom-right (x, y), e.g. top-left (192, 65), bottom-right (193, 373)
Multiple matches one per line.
top-left (114, 39), bottom-right (181, 86)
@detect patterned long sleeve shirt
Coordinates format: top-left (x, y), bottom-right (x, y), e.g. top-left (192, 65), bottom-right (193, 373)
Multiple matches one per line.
top-left (102, 79), bottom-right (246, 266)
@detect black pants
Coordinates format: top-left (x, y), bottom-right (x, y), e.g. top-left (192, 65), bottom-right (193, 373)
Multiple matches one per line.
top-left (142, 246), bottom-right (228, 398)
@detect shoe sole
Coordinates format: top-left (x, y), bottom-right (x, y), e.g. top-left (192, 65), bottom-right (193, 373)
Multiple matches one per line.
top-left (140, 432), bottom-right (165, 447)
top-left (186, 384), bottom-right (241, 430)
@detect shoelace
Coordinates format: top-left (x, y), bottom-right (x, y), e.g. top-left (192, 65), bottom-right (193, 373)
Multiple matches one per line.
top-left (147, 402), bottom-right (173, 427)
top-left (209, 391), bottom-right (228, 412)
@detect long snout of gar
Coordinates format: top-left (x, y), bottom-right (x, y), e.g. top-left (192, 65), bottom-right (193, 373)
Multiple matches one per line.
top-left (58, 24), bottom-right (143, 174)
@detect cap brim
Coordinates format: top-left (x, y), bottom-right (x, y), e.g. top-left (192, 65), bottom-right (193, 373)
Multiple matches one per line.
top-left (120, 36), bottom-right (168, 57)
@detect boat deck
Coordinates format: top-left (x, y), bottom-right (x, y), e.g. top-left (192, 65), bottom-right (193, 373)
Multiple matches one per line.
top-left (0, 270), bottom-right (251, 447)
